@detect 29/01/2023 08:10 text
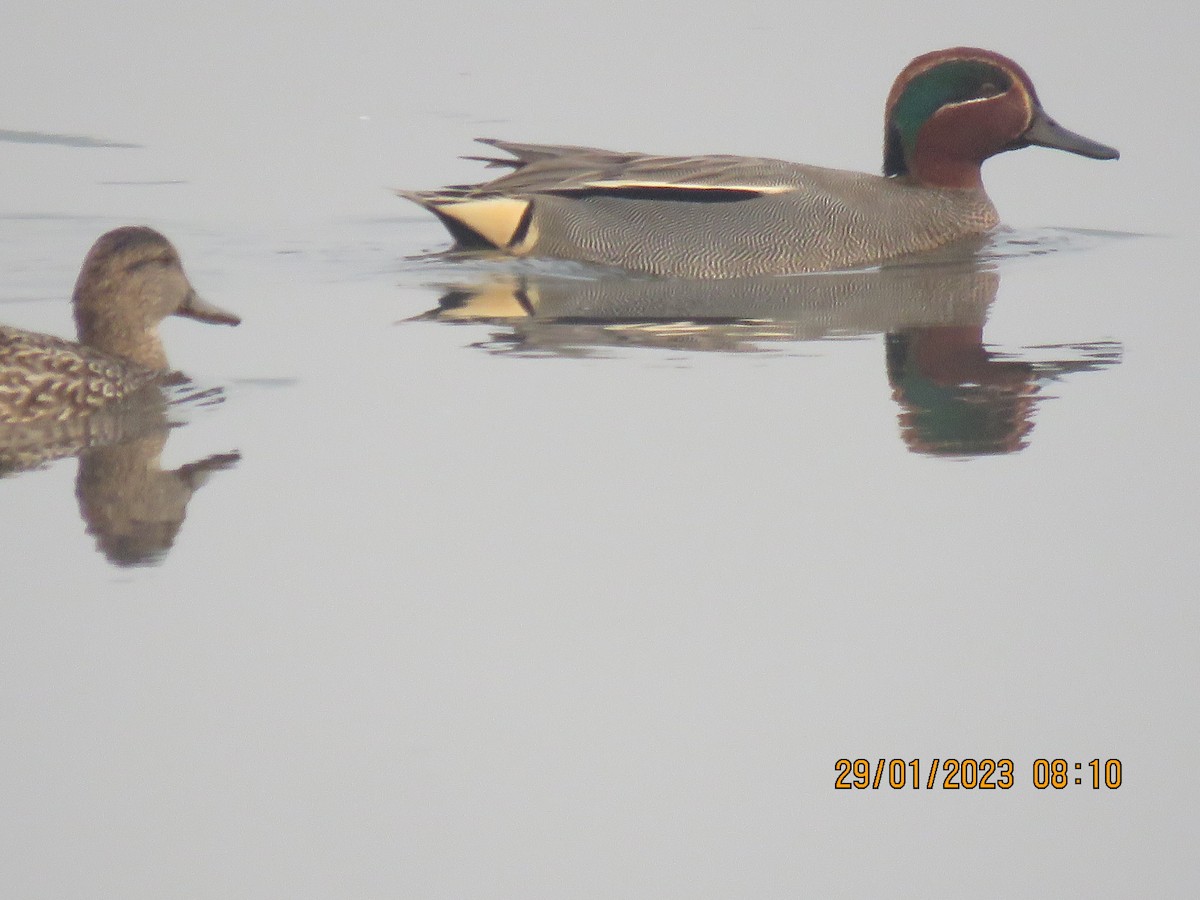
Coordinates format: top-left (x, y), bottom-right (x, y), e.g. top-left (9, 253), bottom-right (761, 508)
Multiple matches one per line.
top-left (833, 758), bottom-right (1123, 790)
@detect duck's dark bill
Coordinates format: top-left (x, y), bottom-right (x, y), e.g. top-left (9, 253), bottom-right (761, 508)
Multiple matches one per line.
top-left (1023, 109), bottom-right (1119, 160)
top-left (178, 289), bottom-right (241, 326)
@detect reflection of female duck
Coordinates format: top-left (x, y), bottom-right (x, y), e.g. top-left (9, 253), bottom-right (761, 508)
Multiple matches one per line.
top-left (1, 383), bottom-right (240, 566)
top-left (76, 428), bottom-right (239, 567)
top-left (0, 226), bottom-right (239, 426)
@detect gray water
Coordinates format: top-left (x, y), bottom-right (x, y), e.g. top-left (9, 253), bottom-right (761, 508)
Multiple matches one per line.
top-left (3, 3), bottom-right (1198, 897)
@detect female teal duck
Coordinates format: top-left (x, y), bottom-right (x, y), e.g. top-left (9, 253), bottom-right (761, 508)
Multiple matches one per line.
top-left (400, 47), bottom-right (1118, 278)
top-left (0, 227), bottom-right (240, 425)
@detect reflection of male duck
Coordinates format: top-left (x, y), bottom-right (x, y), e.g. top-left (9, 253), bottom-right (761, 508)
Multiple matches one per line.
top-left (417, 246), bottom-right (1121, 456)
top-left (886, 327), bottom-right (1120, 456)
top-left (1, 227), bottom-right (241, 564)
top-left (888, 327), bottom-right (1035, 456)
top-left (425, 238), bottom-right (996, 347)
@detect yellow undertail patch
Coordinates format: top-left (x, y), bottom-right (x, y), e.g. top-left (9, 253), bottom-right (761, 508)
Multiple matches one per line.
top-left (433, 197), bottom-right (531, 250)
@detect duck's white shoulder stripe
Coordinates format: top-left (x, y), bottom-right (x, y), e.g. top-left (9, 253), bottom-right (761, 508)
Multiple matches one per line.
top-left (583, 179), bottom-right (794, 195)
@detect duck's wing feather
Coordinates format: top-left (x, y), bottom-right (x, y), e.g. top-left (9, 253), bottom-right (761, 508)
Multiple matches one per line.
top-left (469, 139), bottom-right (801, 198)
top-left (463, 138), bottom-right (632, 169)
top-left (397, 139), bottom-right (812, 250)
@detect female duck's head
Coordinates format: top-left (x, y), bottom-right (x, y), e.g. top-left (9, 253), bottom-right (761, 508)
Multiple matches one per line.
top-left (72, 226), bottom-right (239, 370)
top-left (884, 47), bottom-right (1119, 189)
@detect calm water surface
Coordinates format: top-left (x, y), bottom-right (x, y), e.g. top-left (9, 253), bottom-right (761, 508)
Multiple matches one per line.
top-left (3, 3), bottom-right (1199, 897)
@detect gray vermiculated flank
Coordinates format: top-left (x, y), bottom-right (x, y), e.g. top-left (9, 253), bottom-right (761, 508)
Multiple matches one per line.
top-left (525, 161), bottom-right (998, 278)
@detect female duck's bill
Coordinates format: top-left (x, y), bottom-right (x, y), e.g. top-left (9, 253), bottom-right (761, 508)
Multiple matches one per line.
top-left (400, 47), bottom-right (1120, 278)
top-left (174, 283), bottom-right (241, 326)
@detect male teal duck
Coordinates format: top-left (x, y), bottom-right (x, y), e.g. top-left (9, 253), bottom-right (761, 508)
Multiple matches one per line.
top-left (399, 47), bottom-right (1118, 278)
top-left (0, 227), bottom-right (240, 425)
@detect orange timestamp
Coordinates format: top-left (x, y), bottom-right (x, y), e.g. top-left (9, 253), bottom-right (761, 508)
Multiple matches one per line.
top-left (834, 758), bottom-right (1123, 790)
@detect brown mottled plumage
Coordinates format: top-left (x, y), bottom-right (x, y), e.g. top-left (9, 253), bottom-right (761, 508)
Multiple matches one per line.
top-left (400, 48), bottom-right (1118, 277)
top-left (0, 227), bottom-right (239, 425)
